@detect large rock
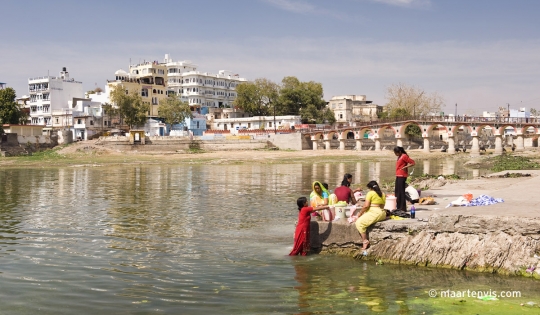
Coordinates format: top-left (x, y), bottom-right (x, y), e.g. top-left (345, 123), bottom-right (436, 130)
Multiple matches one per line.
top-left (311, 214), bottom-right (540, 278)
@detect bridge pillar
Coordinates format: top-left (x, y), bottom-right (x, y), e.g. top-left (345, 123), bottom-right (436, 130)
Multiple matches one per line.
top-left (516, 135), bottom-right (525, 151)
top-left (447, 137), bottom-right (455, 154)
top-left (470, 136), bottom-right (480, 157)
top-left (339, 139), bottom-right (346, 150)
top-left (355, 139), bottom-right (362, 151)
top-left (325, 139), bottom-right (331, 150)
top-left (423, 137), bottom-right (430, 153)
top-left (375, 139), bottom-right (381, 151)
top-left (396, 138), bottom-right (403, 147)
top-left (494, 135), bottom-right (503, 155)
top-left (312, 139), bottom-right (318, 151)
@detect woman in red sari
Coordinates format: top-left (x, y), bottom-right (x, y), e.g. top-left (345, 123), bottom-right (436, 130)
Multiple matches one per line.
top-left (289, 197), bottom-right (330, 256)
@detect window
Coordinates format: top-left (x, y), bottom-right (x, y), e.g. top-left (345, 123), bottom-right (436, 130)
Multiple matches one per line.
top-left (141, 89), bottom-right (148, 97)
top-left (55, 117), bottom-right (59, 124)
top-left (90, 120), bottom-right (94, 125)
top-left (196, 121), bottom-right (199, 129)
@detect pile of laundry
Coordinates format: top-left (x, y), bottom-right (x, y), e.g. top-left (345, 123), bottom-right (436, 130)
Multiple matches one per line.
top-left (446, 194), bottom-right (504, 208)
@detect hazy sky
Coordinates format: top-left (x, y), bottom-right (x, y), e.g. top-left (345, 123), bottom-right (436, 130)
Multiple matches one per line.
top-left (2, 0), bottom-right (539, 114)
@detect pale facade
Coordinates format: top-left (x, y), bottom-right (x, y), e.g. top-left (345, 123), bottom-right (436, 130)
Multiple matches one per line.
top-left (27, 67), bottom-right (84, 132)
top-left (164, 54), bottom-right (248, 129)
top-left (212, 115), bottom-right (301, 132)
top-left (107, 61), bottom-right (169, 118)
top-left (328, 95), bottom-right (382, 123)
top-left (50, 98), bottom-right (105, 140)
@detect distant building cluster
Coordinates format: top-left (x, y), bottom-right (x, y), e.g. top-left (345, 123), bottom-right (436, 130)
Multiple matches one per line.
top-left (328, 95), bottom-right (383, 124)
top-left (5, 54), bottom-right (386, 139)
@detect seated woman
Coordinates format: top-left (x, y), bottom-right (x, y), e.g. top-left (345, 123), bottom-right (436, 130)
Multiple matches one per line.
top-left (334, 173), bottom-right (362, 205)
top-left (310, 181), bottom-right (329, 207)
top-left (350, 180), bottom-right (386, 251)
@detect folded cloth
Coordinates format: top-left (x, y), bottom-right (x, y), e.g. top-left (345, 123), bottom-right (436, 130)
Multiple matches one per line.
top-left (465, 194), bottom-right (504, 206)
top-left (347, 205), bottom-right (358, 223)
top-left (389, 215), bottom-right (406, 220)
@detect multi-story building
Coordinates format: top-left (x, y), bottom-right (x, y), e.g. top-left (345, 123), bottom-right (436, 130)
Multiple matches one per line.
top-left (105, 54), bottom-right (248, 134)
top-left (27, 67), bottom-right (83, 133)
top-left (328, 95), bottom-right (383, 124)
top-left (107, 61), bottom-right (168, 118)
top-left (163, 54), bottom-right (248, 126)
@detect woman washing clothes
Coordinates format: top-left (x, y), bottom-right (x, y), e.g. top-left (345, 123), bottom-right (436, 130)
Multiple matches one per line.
top-left (289, 197), bottom-right (330, 256)
top-left (334, 173), bottom-right (362, 205)
top-left (350, 181), bottom-right (386, 251)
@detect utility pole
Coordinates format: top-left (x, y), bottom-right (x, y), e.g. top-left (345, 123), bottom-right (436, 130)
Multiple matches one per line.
top-left (273, 102), bottom-right (276, 134)
top-left (507, 103), bottom-right (510, 122)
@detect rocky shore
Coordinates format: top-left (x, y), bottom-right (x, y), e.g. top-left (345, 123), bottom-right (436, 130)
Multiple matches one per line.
top-left (311, 170), bottom-right (540, 279)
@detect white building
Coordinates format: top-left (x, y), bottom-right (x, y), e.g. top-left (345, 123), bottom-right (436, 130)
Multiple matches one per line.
top-left (328, 95), bottom-right (382, 124)
top-left (27, 67), bottom-right (84, 133)
top-left (163, 54), bottom-right (248, 121)
top-left (211, 115), bottom-right (301, 132)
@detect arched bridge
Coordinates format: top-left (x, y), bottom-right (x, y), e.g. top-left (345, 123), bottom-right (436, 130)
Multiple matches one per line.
top-left (302, 116), bottom-right (540, 156)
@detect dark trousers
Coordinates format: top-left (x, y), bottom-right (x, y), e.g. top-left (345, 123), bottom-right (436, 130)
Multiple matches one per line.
top-left (395, 177), bottom-right (408, 211)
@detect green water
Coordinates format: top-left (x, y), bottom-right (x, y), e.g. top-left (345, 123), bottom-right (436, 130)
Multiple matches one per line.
top-left (0, 159), bottom-right (537, 314)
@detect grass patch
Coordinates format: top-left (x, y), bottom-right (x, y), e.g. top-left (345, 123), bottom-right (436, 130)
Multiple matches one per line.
top-left (17, 148), bottom-right (67, 161)
top-left (490, 154), bottom-right (540, 172)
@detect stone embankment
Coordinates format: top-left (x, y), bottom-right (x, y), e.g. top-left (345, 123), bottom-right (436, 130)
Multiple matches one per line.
top-left (310, 170), bottom-right (540, 278)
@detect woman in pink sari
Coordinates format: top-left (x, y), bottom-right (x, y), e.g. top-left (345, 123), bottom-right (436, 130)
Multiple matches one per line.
top-left (289, 197), bottom-right (329, 256)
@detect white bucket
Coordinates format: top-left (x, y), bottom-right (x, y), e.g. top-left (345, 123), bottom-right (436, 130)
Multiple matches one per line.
top-left (334, 205), bottom-right (347, 219)
top-left (384, 196), bottom-right (397, 210)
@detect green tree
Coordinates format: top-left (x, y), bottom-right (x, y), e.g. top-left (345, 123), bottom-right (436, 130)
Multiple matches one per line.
top-left (278, 76), bottom-right (334, 124)
top-left (158, 95), bottom-right (192, 126)
top-left (109, 85), bottom-right (149, 129)
top-left (384, 83), bottom-right (444, 118)
top-left (0, 88), bottom-right (27, 134)
top-left (235, 76), bottom-right (334, 124)
top-left (405, 124), bottom-right (422, 138)
top-left (234, 78), bottom-right (279, 116)
top-left (101, 102), bottom-right (118, 128)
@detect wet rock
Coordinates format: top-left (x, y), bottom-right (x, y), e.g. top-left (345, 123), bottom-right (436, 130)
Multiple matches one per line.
top-left (311, 214), bottom-right (540, 277)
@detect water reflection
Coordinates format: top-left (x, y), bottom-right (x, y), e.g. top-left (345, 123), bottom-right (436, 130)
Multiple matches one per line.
top-left (443, 158), bottom-right (456, 175)
top-left (0, 159), bottom-right (496, 314)
top-left (423, 160), bottom-right (430, 175)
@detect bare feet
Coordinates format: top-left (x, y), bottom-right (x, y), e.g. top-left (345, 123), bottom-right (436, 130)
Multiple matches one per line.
top-left (362, 240), bottom-right (370, 250)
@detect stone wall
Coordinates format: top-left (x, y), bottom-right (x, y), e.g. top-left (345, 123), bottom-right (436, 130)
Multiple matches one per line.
top-left (96, 136), bottom-right (272, 152)
top-left (0, 133), bottom-right (57, 156)
top-left (311, 214), bottom-right (540, 278)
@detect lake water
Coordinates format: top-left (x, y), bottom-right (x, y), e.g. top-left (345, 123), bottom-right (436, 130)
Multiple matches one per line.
top-left (0, 159), bottom-right (538, 314)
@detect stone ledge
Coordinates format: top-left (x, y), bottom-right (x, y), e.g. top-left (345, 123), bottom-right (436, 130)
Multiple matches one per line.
top-left (311, 214), bottom-right (540, 278)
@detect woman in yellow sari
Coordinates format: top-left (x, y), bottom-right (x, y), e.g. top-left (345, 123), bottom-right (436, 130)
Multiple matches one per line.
top-left (350, 180), bottom-right (386, 251)
top-left (309, 181), bottom-right (329, 207)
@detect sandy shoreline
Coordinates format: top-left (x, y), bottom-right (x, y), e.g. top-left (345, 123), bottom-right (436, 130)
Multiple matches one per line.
top-left (5, 139), bottom-right (540, 167)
